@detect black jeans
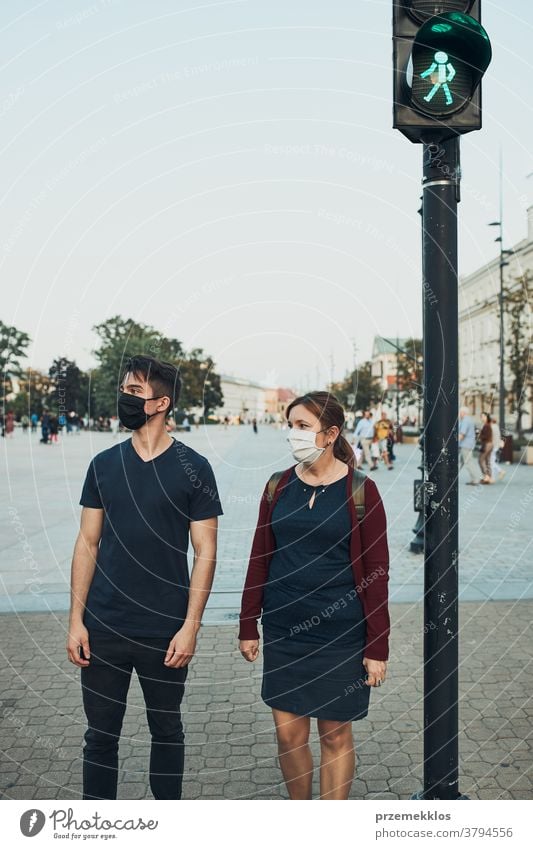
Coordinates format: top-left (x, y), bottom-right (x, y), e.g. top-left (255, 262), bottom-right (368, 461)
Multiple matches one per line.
top-left (81, 629), bottom-right (188, 800)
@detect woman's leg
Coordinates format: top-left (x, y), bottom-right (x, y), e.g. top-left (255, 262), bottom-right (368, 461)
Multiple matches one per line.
top-left (317, 718), bottom-right (355, 800)
top-left (272, 708), bottom-right (312, 799)
top-left (480, 443), bottom-right (493, 480)
top-left (484, 442), bottom-right (493, 480)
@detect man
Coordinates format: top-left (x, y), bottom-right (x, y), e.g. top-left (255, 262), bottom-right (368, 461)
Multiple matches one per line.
top-left (458, 406), bottom-right (480, 485)
top-left (66, 355), bottom-right (223, 800)
top-left (353, 410), bottom-right (375, 469)
top-left (375, 413), bottom-right (393, 470)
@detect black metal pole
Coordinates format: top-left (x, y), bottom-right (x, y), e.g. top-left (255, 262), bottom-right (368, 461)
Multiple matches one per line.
top-left (410, 198), bottom-right (425, 555)
top-left (415, 137), bottom-right (465, 800)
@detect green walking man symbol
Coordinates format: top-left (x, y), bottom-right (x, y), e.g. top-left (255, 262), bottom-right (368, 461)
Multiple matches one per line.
top-left (420, 50), bottom-right (456, 106)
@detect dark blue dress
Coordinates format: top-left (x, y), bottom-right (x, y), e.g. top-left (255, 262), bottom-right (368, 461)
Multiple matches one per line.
top-left (261, 467), bottom-right (371, 721)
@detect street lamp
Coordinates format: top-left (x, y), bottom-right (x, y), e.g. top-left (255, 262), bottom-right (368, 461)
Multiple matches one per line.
top-left (488, 218), bottom-right (511, 434)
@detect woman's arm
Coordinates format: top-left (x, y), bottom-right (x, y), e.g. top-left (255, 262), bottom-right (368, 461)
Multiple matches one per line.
top-left (238, 483), bottom-right (271, 640)
top-left (359, 477), bottom-right (390, 661)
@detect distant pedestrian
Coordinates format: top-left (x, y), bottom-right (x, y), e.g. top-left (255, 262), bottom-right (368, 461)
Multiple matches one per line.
top-left (21, 414), bottom-right (30, 432)
top-left (31, 412), bottom-right (39, 432)
top-left (387, 424), bottom-right (396, 463)
top-left (40, 410), bottom-right (51, 444)
top-left (490, 417), bottom-right (505, 481)
top-left (479, 412), bottom-right (494, 484)
top-left (353, 410), bottom-right (374, 468)
top-left (370, 435), bottom-right (380, 470)
top-left (350, 437), bottom-right (363, 468)
top-left (458, 406), bottom-right (480, 485)
top-left (49, 414), bottom-right (59, 443)
top-left (375, 415), bottom-right (393, 470)
top-left (110, 416), bottom-right (120, 439)
top-left (353, 410), bottom-right (363, 430)
top-left (5, 410), bottom-right (15, 438)
top-left (252, 417), bottom-right (258, 434)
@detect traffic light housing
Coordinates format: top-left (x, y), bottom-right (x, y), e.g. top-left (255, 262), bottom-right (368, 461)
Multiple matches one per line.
top-left (393, 1), bottom-right (492, 143)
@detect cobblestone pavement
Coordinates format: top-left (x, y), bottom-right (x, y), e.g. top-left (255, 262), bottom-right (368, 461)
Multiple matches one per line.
top-left (0, 602), bottom-right (531, 800)
top-left (1, 426), bottom-right (532, 799)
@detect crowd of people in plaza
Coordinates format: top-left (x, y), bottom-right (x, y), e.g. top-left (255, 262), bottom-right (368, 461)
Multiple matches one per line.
top-left (0, 404), bottom-right (511, 487)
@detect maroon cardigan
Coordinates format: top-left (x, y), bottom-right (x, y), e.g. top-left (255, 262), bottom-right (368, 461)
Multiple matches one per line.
top-left (238, 464), bottom-right (391, 661)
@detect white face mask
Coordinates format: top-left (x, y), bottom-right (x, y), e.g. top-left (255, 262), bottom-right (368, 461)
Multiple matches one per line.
top-left (287, 428), bottom-right (327, 464)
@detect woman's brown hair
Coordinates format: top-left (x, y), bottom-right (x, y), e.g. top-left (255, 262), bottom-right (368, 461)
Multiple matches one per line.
top-left (285, 391), bottom-right (355, 467)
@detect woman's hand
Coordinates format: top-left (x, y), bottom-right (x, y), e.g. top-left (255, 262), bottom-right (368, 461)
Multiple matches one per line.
top-left (239, 639), bottom-right (260, 662)
top-left (363, 656), bottom-right (387, 687)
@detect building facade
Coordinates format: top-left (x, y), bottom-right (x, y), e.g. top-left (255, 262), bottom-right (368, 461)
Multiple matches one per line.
top-left (217, 376), bottom-right (296, 422)
top-left (458, 205), bottom-right (533, 431)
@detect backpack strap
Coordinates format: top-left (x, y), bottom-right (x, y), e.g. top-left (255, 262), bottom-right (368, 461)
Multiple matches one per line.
top-left (351, 468), bottom-right (366, 521)
top-left (266, 470), bottom-right (287, 503)
top-left (267, 467), bottom-right (366, 518)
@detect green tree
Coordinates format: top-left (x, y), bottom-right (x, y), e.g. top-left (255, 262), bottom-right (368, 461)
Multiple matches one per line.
top-left (48, 357), bottom-right (93, 417)
top-left (1, 320), bottom-right (31, 412)
top-left (504, 272), bottom-right (533, 436)
top-left (331, 361), bottom-right (382, 412)
top-left (179, 348), bottom-right (223, 419)
top-left (396, 337), bottom-right (423, 406)
top-left (10, 368), bottom-right (52, 417)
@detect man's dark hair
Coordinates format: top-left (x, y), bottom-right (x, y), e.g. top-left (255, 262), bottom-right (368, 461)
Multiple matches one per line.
top-left (121, 355), bottom-right (181, 414)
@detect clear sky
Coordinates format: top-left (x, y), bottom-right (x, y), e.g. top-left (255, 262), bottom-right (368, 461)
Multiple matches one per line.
top-left (1, 0), bottom-right (531, 390)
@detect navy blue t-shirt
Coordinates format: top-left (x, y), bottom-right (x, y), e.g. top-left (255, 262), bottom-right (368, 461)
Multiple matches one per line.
top-left (79, 436), bottom-right (223, 637)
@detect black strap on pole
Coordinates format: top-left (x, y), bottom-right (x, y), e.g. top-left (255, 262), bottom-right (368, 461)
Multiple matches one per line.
top-left (415, 137), bottom-right (466, 800)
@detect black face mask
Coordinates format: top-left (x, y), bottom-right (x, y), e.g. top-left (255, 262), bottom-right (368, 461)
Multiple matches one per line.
top-left (117, 392), bottom-right (167, 431)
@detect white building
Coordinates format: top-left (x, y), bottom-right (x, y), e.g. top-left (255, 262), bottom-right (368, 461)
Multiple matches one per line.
top-left (459, 206), bottom-right (533, 430)
top-left (218, 374), bottom-right (267, 420)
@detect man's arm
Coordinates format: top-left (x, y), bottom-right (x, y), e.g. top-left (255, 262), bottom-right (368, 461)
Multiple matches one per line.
top-left (66, 507), bottom-right (104, 666)
top-left (164, 516), bottom-right (218, 668)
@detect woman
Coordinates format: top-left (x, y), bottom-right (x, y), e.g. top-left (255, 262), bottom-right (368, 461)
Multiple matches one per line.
top-left (238, 392), bottom-right (390, 800)
top-left (479, 412), bottom-right (494, 484)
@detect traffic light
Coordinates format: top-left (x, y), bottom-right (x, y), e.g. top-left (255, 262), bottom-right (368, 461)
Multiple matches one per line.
top-left (393, 1), bottom-right (492, 143)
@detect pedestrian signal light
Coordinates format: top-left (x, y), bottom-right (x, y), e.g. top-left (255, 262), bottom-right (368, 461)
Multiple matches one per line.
top-left (393, 2), bottom-right (492, 142)
top-left (409, 13), bottom-right (492, 117)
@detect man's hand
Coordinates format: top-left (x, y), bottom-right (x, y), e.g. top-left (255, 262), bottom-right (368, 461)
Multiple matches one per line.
top-left (66, 621), bottom-right (91, 667)
top-left (363, 656), bottom-right (387, 687)
top-left (164, 624), bottom-right (198, 668)
top-left (239, 639), bottom-right (259, 662)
